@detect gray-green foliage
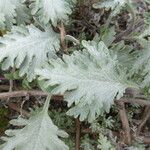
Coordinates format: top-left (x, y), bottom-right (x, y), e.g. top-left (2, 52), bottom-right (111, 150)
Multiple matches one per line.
top-left (0, 96), bottom-right (69, 150)
top-left (81, 135), bottom-right (95, 150)
top-left (131, 26), bottom-right (150, 91)
top-left (111, 41), bottom-right (136, 69)
top-left (0, 0), bottom-right (30, 30)
top-left (30, 0), bottom-right (74, 26)
top-left (97, 134), bottom-right (115, 150)
top-left (93, 0), bottom-right (128, 16)
top-left (98, 26), bottom-right (136, 69)
top-left (13, 0), bottom-right (31, 26)
top-left (0, 1), bottom-right (75, 148)
top-left (37, 40), bottom-right (137, 122)
top-left (99, 26), bottom-right (116, 47)
top-left (0, 25), bottom-right (60, 81)
top-left (0, 0), bottom-right (150, 149)
top-left (132, 39), bottom-right (150, 90)
top-left (93, 0), bottom-right (127, 10)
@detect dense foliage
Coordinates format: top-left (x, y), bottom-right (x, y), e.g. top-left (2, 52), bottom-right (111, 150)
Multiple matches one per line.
top-left (0, 0), bottom-right (150, 149)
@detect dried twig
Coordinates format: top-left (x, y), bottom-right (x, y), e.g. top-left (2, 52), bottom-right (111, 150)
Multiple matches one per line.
top-left (0, 85), bottom-right (10, 91)
top-left (117, 101), bottom-right (132, 145)
top-left (58, 22), bottom-right (68, 54)
top-left (137, 106), bottom-right (150, 135)
top-left (0, 90), bottom-right (64, 101)
top-left (75, 118), bottom-right (81, 150)
top-left (7, 68), bottom-right (15, 102)
top-left (0, 90), bottom-right (46, 99)
top-left (115, 98), bottom-right (150, 106)
top-left (8, 103), bottom-right (29, 117)
top-left (143, 137), bottom-right (150, 144)
top-left (1, 90), bottom-right (150, 105)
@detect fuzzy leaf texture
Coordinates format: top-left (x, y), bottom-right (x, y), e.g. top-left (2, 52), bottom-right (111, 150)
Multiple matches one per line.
top-left (99, 26), bottom-right (116, 47)
top-left (93, 0), bottom-right (127, 9)
top-left (0, 25), bottom-right (60, 81)
top-left (30, 0), bottom-right (74, 26)
top-left (93, 0), bottom-right (128, 16)
top-left (132, 39), bottom-right (150, 91)
top-left (111, 41), bottom-right (136, 70)
top-left (131, 26), bottom-right (150, 91)
top-left (13, 0), bottom-right (31, 26)
top-left (37, 40), bottom-right (137, 122)
top-left (0, 0), bottom-right (30, 30)
top-left (0, 96), bottom-right (69, 150)
top-left (97, 134), bottom-right (115, 150)
top-left (98, 26), bottom-right (136, 70)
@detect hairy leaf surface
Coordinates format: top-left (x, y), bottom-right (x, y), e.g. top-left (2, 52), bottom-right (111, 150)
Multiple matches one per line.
top-left (99, 27), bottom-right (136, 71)
top-left (132, 40), bottom-right (150, 90)
top-left (131, 27), bottom-right (150, 91)
top-left (0, 25), bottom-right (60, 81)
top-left (0, 0), bottom-right (30, 29)
top-left (93, 0), bottom-right (128, 16)
top-left (0, 96), bottom-right (69, 150)
top-left (30, 0), bottom-right (74, 26)
top-left (37, 40), bottom-right (136, 122)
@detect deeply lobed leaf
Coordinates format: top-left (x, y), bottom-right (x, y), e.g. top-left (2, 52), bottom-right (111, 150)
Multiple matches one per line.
top-left (131, 26), bottom-right (150, 92)
top-left (37, 40), bottom-right (137, 122)
top-left (0, 96), bottom-right (69, 150)
top-left (30, 0), bottom-right (74, 26)
top-left (93, 0), bottom-right (128, 16)
top-left (132, 40), bottom-right (150, 91)
top-left (0, 25), bottom-right (60, 81)
top-left (0, 0), bottom-right (30, 30)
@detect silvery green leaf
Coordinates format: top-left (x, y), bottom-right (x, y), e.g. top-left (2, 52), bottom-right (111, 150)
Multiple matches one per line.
top-left (138, 26), bottom-right (150, 39)
top-left (0, 0), bottom-right (30, 30)
top-left (111, 41), bottom-right (136, 70)
top-left (37, 40), bottom-right (137, 122)
top-left (0, 96), bottom-right (69, 150)
top-left (97, 134), bottom-right (115, 150)
top-left (30, 0), bottom-right (74, 26)
top-left (0, 25), bottom-right (60, 81)
top-left (0, 14), bottom-right (5, 29)
top-left (93, 0), bottom-right (128, 16)
top-left (99, 26), bottom-right (116, 47)
top-left (93, 0), bottom-right (127, 10)
top-left (13, 0), bottom-right (31, 26)
top-left (131, 28), bottom-right (150, 91)
top-left (99, 26), bottom-right (137, 73)
top-left (132, 40), bottom-right (150, 90)
top-left (0, 0), bottom-right (16, 29)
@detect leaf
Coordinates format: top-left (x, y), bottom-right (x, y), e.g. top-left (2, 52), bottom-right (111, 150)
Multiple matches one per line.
top-left (93, 0), bottom-right (127, 10)
top-left (132, 28), bottom-right (150, 91)
top-left (0, 0), bottom-right (16, 29)
top-left (0, 25), bottom-right (60, 81)
top-left (13, 0), bottom-right (31, 26)
top-left (93, 0), bottom-right (128, 16)
top-left (36, 40), bottom-right (137, 122)
top-left (0, 0), bottom-right (30, 30)
top-left (132, 40), bottom-right (150, 90)
top-left (0, 14), bottom-right (5, 29)
top-left (98, 26), bottom-right (137, 72)
top-left (138, 26), bottom-right (150, 39)
top-left (30, 0), bottom-right (74, 26)
top-left (111, 41), bottom-right (136, 70)
top-left (0, 95), bottom-right (69, 150)
top-left (97, 134), bottom-right (115, 150)
top-left (81, 137), bottom-right (95, 150)
top-left (99, 26), bottom-right (116, 47)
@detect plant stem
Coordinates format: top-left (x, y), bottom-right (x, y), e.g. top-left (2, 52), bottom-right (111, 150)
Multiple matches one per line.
top-left (43, 94), bottom-right (52, 113)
